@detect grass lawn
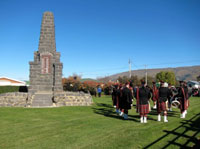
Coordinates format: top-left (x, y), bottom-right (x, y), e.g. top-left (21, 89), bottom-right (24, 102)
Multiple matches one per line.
top-left (0, 96), bottom-right (200, 149)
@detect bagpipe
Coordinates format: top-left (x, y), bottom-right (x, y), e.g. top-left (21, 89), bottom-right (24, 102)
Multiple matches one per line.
top-left (171, 97), bottom-right (181, 108)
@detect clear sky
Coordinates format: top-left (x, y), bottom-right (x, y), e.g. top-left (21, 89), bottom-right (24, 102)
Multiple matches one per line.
top-left (0, 0), bottom-right (200, 80)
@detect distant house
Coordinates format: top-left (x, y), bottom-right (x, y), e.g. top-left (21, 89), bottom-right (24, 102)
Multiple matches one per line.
top-left (0, 77), bottom-right (26, 86)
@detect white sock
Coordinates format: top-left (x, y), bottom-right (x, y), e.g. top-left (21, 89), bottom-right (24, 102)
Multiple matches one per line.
top-left (144, 116), bottom-right (147, 123)
top-left (181, 113), bottom-right (185, 118)
top-left (140, 116), bottom-right (144, 123)
top-left (153, 105), bottom-right (157, 109)
top-left (164, 115), bottom-right (168, 122)
top-left (158, 114), bottom-right (161, 121)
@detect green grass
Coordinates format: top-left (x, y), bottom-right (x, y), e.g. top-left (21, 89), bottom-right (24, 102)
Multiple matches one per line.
top-left (0, 96), bottom-right (200, 149)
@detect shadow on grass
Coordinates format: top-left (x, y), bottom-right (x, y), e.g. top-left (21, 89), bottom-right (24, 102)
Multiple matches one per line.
top-left (92, 103), bottom-right (140, 122)
top-left (144, 113), bottom-right (200, 149)
top-left (148, 108), bottom-right (180, 118)
top-left (93, 102), bottom-right (181, 123)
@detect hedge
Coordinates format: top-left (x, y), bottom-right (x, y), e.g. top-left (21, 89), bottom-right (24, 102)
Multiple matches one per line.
top-left (0, 86), bottom-right (28, 94)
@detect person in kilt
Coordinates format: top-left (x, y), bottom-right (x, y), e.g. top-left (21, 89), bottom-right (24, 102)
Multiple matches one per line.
top-left (174, 81), bottom-right (188, 118)
top-left (136, 80), bottom-right (151, 123)
top-left (167, 83), bottom-right (173, 111)
top-left (112, 84), bottom-right (118, 108)
top-left (115, 84), bottom-right (121, 115)
top-left (121, 82), bottom-right (133, 119)
top-left (157, 81), bottom-right (171, 122)
top-left (184, 81), bottom-right (190, 115)
top-left (134, 85), bottom-right (140, 113)
top-left (118, 84), bottom-right (124, 116)
top-left (151, 81), bottom-right (158, 109)
top-left (129, 81), bottom-right (134, 106)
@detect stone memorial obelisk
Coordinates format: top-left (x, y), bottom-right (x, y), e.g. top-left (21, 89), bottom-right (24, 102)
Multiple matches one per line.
top-left (0, 11), bottom-right (92, 108)
top-left (29, 12), bottom-right (63, 107)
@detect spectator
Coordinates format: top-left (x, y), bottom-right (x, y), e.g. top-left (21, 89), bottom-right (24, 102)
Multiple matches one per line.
top-left (97, 86), bottom-right (102, 97)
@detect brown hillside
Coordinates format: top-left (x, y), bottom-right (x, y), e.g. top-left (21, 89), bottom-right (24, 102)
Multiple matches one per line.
top-left (98, 65), bottom-right (200, 82)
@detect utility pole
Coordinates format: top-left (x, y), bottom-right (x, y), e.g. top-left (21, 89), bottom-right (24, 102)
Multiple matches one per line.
top-left (144, 65), bottom-right (147, 85)
top-left (129, 59), bottom-right (132, 78)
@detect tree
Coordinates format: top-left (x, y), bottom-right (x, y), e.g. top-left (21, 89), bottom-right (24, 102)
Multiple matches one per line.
top-left (62, 74), bottom-right (82, 92)
top-left (117, 76), bottom-right (129, 84)
top-left (141, 76), bottom-right (155, 87)
top-left (156, 71), bottom-right (176, 85)
top-left (130, 75), bottom-right (140, 86)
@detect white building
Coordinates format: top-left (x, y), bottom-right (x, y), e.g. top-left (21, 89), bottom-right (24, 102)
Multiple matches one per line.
top-left (0, 77), bottom-right (26, 86)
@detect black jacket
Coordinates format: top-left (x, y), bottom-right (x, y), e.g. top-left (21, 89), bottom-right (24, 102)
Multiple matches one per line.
top-left (139, 86), bottom-right (151, 105)
top-left (121, 87), bottom-right (132, 109)
top-left (159, 87), bottom-right (170, 102)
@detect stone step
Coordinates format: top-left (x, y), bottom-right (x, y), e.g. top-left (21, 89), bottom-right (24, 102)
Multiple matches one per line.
top-left (32, 101), bottom-right (52, 104)
top-left (31, 92), bottom-right (53, 107)
top-left (31, 103), bottom-right (52, 107)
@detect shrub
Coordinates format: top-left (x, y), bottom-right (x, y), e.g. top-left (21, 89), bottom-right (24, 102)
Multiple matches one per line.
top-left (0, 86), bottom-right (28, 94)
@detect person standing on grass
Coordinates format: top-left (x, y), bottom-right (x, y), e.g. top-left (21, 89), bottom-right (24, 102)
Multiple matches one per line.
top-left (151, 81), bottom-right (158, 109)
top-left (175, 81), bottom-right (187, 118)
top-left (119, 84), bottom-right (124, 116)
top-left (97, 85), bottom-right (102, 97)
top-left (112, 84), bottom-right (118, 108)
top-left (167, 83), bottom-right (173, 111)
top-left (183, 81), bottom-right (189, 116)
top-left (134, 84), bottom-right (140, 113)
top-left (157, 81), bottom-right (170, 122)
top-left (121, 82), bottom-right (132, 120)
top-left (115, 84), bottom-right (121, 115)
top-left (186, 84), bottom-right (193, 112)
top-left (129, 81), bottom-right (134, 107)
top-left (136, 80), bottom-right (151, 123)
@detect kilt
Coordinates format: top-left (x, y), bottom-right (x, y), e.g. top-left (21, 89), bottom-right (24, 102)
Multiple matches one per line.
top-left (139, 104), bottom-right (149, 115)
top-left (157, 102), bottom-right (167, 113)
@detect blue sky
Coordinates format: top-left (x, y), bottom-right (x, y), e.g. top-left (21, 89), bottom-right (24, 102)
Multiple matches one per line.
top-left (0, 0), bottom-right (199, 80)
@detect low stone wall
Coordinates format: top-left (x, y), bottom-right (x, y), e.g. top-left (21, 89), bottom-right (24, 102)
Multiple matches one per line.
top-left (54, 91), bottom-right (92, 106)
top-left (0, 92), bottom-right (28, 107)
top-left (0, 91), bottom-right (92, 107)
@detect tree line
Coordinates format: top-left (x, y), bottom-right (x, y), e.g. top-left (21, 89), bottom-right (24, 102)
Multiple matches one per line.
top-left (62, 71), bottom-right (179, 95)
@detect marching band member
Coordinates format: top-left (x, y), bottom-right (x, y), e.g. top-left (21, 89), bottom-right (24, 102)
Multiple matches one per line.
top-left (167, 83), bottom-right (173, 111)
top-left (175, 81), bottom-right (187, 118)
top-left (136, 80), bottom-right (151, 123)
top-left (157, 81), bottom-right (170, 122)
top-left (119, 84), bottom-right (124, 116)
top-left (151, 81), bottom-right (158, 109)
top-left (183, 81), bottom-right (189, 115)
top-left (112, 84), bottom-right (118, 108)
top-left (116, 84), bottom-right (121, 115)
top-left (121, 82), bottom-right (133, 119)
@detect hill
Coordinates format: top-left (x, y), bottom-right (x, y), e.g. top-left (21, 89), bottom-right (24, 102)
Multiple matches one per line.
top-left (98, 65), bottom-right (200, 82)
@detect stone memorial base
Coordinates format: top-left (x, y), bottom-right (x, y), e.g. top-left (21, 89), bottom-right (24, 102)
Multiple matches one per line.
top-left (0, 92), bottom-right (92, 107)
top-left (0, 92), bottom-right (28, 107)
top-left (54, 92), bottom-right (92, 106)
